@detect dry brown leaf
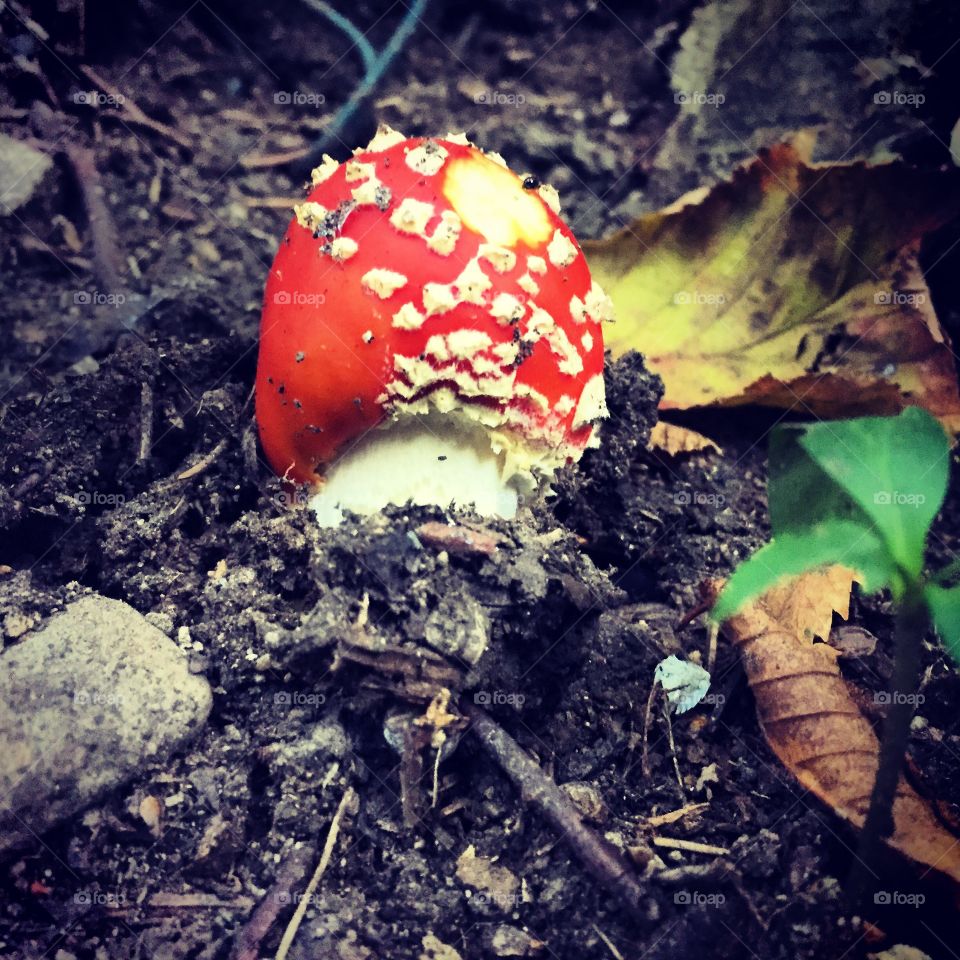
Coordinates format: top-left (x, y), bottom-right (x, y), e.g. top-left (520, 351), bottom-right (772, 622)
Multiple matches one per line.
top-left (585, 139), bottom-right (960, 428)
top-left (648, 421), bottom-right (723, 456)
top-left (710, 568), bottom-right (960, 887)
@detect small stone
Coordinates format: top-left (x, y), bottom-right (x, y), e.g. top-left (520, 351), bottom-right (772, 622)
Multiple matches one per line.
top-left (0, 596), bottom-right (212, 855)
top-left (0, 135), bottom-right (54, 215)
top-left (424, 593), bottom-right (490, 665)
top-left (420, 933), bottom-right (464, 960)
top-left (560, 781), bottom-right (606, 823)
top-left (486, 925), bottom-right (544, 957)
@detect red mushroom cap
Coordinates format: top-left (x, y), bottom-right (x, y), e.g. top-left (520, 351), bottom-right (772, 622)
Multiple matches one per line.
top-left (256, 126), bottom-right (611, 492)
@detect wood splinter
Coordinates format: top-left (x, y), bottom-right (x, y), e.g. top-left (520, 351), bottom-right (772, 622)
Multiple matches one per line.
top-left (462, 700), bottom-right (647, 916)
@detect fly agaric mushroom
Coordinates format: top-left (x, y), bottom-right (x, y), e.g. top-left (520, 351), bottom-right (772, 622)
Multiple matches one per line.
top-left (256, 125), bottom-right (611, 524)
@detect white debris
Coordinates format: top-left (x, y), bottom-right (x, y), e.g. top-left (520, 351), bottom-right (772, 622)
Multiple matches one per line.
top-left (653, 655), bottom-right (711, 714)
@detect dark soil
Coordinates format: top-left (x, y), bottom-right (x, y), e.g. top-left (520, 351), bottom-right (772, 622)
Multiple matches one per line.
top-left (2, 2), bottom-right (960, 959)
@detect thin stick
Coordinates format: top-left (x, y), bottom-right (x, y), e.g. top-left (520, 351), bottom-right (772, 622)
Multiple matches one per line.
top-left (463, 701), bottom-right (646, 914)
top-left (705, 620), bottom-right (719, 674)
top-left (646, 802), bottom-right (709, 828)
top-left (651, 837), bottom-right (729, 856)
top-left (240, 195), bottom-right (305, 208)
top-left (641, 681), bottom-right (657, 777)
top-left (662, 704), bottom-right (686, 798)
top-left (592, 925), bottom-right (626, 960)
top-left (275, 788), bottom-right (356, 960)
top-left (79, 65), bottom-right (192, 149)
top-left (138, 380), bottom-right (154, 462)
top-left (62, 142), bottom-right (124, 293)
top-left (176, 438), bottom-right (228, 481)
top-left (230, 844), bottom-right (315, 960)
top-left (431, 744), bottom-right (442, 808)
top-left (399, 726), bottom-right (424, 827)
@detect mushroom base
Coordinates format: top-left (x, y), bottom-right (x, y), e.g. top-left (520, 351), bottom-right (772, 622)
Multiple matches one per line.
top-left (308, 414), bottom-right (524, 526)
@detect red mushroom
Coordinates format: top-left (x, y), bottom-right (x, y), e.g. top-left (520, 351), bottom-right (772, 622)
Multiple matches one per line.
top-left (255, 125), bottom-right (612, 523)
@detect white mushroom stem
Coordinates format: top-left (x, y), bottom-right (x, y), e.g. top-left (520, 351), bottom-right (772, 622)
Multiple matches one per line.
top-left (308, 414), bottom-right (522, 527)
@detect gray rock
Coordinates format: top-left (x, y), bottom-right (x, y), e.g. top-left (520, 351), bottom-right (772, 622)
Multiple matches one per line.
top-left (485, 925), bottom-right (542, 957)
top-left (0, 596), bottom-right (212, 856)
top-left (0, 134), bottom-right (54, 216)
top-left (424, 593), bottom-right (490, 666)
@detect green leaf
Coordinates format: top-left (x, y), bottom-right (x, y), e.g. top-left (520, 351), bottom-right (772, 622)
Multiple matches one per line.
top-left (768, 425), bottom-right (872, 535)
top-left (713, 520), bottom-right (893, 623)
top-left (798, 407), bottom-right (949, 578)
top-left (925, 582), bottom-right (960, 664)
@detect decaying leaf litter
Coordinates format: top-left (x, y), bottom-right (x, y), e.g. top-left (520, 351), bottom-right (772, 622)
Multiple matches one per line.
top-left (2, 1), bottom-right (960, 959)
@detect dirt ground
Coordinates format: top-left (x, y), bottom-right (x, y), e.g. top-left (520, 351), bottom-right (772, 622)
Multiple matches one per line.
top-left (1, 2), bottom-right (960, 958)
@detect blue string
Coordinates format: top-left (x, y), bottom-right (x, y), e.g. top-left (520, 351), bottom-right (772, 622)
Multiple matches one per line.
top-left (300, 0), bottom-right (430, 162)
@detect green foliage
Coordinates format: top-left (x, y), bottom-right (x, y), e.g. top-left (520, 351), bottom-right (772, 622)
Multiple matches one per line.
top-left (713, 407), bottom-right (960, 661)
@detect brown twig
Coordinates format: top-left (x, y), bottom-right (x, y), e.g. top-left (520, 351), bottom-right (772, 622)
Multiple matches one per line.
top-left (78, 65), bottom-right (192, 149)
top-left (646, 802), bottom-right (709, 828)
top-left (651, 837), bottom-right (728, 856)
top-left (641, 680), bottom-right (657, 777)
top-left (240, 147), bottom-right (311, 170)
top-left (662, 703), bottom-right (686, 798)
top-left (275, 787), bottom-right (356, 960)
top-left (62, 142), bottom-right (124, 293)
top-left (677, 598), bottom-right (711, 630)
top-left (138, 380), bottom-right (154, 462)
top-left (229, 844), bottom-right (316, 960)
top-left (176, 438), bottom-right (229, 481)
top-left (463, 701), bottom-right (647, 915)
top-left (240, 196), bottom-right (304, 209)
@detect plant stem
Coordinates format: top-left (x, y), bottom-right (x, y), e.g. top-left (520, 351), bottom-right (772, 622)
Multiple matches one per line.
top-left (847, 582), bottom-right (928, 906)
